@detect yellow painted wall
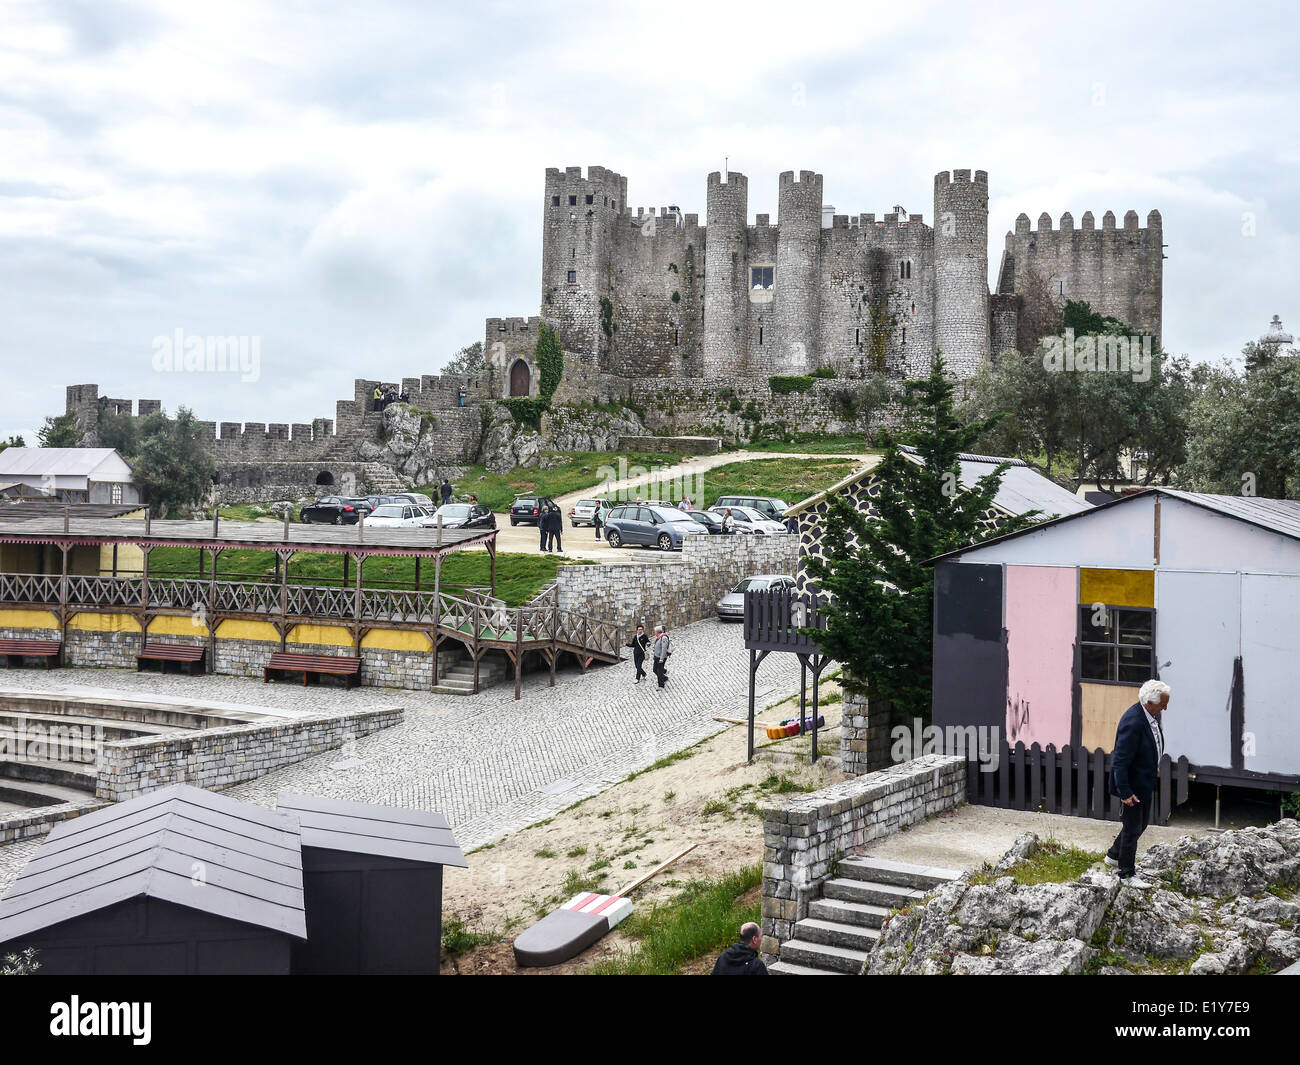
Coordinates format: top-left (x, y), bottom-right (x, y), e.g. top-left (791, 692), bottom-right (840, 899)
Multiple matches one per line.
top-left (1079, 568), bottom-right (1154, 608)
top-left (100, 541), bottom-right (145, 576)
top-left (361, 628), bottom-right (433, 652)
top-left (1080, 683), bottom-right (1141, 750)
top-left (215, 619), bottom-right (280, 643)
top-left (148, 615), bottom-right (210, 638)
top-left (0, 608), bottom-right (58, 630)
top-left (68, 612), bottom-right (141, 633)
top-left (289, 624), bottom-right (353, 648)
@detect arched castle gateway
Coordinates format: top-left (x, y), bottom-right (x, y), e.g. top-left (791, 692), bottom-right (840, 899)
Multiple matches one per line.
top-left (485, 164), bottom-right (1163, 383)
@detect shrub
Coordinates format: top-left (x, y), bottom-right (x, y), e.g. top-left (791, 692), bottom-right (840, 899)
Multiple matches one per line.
top-left (769, 375), bottom-right (816, 395)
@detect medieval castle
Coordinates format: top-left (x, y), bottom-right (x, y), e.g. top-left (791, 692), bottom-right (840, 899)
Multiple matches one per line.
top-left (485, 164), bottom-right (1163, 396)
top-left (65, 163), bottom-right (1164, 502)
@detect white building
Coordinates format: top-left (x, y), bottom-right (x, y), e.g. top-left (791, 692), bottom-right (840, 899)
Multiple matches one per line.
top-left (0, 448), bottom-right (139, 505)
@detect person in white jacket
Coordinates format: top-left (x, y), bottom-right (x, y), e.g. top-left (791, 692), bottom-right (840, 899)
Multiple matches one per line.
top-left (652, 625), bottom-right (671, 689)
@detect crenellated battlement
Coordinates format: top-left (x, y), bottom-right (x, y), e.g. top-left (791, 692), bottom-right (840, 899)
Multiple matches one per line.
top-left (935, 168), bottom-right (988, 188)
top-left (1013, 209), bottom-right (1163, 237)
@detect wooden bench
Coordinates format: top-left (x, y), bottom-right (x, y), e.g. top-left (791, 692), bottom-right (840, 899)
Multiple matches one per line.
top-left (137, 643), bottom-right (207, 675)
top-left (0, 638), bottom-right (62, 669)
top-left (264, 651), bottom-right (361, 688)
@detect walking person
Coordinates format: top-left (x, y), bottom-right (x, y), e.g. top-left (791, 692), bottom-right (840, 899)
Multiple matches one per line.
top-left (626, 624), bottom-right (650, 683)
top-left (711, 923), bottom-right (767, 975)
top-left (593, 499), bottom-right (605, 541)
top-left (721, 507), bottom-right (735, 535)
top-left (651, 624), bottom-right (671, 689)
top-left (548, 505), bottom-right (564, 553)
top-left (1105, 679), bottom-right (1171, 888)
top-left (440, 478), bottom-right (453, 506)
top-left (539, 508), bottom-right (551, 552)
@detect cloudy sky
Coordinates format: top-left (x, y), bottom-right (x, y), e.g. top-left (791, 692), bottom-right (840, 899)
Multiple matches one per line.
top-left (1, 0), bottom-right (1295, 443)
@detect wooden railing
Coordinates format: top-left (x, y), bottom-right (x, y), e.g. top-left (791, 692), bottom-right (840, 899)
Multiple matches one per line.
top-left (743, 588), bottom-right (828, 652)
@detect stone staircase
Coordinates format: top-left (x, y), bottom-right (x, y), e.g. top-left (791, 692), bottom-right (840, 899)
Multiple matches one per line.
top-left (431, 648), bottom-right (508, 695)
top-left (769, 856), bottom-right (961, 975)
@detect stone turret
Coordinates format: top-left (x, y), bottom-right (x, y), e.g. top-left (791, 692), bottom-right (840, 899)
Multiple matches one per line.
top-left (932, 169), bottom-right (990, 376)
top-left (702, 170), bottom-right (749, 378)
top-left (773, 170), bottom-right (823, 373)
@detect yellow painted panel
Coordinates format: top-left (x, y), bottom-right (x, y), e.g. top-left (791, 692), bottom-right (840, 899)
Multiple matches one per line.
top-left (215, 619), bottom-right (280, 643)
top-left (289, 624), bottom-right (353, 648)
top-left (1080, 683), bottom-right (1141, 751)
top-left (361, 628), bottom-right (433, 652)
top-left (1080, 568), bottom-right (1154, 608)
top-left (148, 615), bottom-right (210, 638)
top-left (0, 608), bottom-right (59, 630)
top-left (99, 541), bottom-right (144, 576)
top-left (68, 612), bottom-right (142, 633)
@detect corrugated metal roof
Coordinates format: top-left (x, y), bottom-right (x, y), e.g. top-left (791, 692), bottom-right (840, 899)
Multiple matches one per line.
top-left (0, 784), bottom-right (306, 943)
top-left (0, 448), bottom-right (127, 479)
top-left (784, 446), bottom-right (1090, 519)
top-left (277, 793), bottom-right (468, 867)
top-left (0, 501), bottom-right (145, 520)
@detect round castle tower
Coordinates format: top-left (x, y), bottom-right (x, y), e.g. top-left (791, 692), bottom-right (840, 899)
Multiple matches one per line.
top-left (703, 170), bottom-right (749, 378)
top-left (932, 169), bottom-right (990, 376)
top-left (773, 170), bottom-right (823, 373)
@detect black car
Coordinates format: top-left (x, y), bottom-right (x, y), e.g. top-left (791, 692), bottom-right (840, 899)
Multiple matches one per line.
top-left (301, 496), bottom-right (365, 524)
top-left (509, 495), bottom-right (557, 526)
top-left (433, 503), bottom-right (497, 530)
top-left (687, 509), bottom-right (724, 534)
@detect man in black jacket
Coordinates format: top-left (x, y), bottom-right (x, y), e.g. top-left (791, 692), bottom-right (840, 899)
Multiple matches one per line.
top-left (547, 506), bottom-right (563, 553)
top-left (1106, 679), bottom-right (1171, 888)
top-left (626, 624), bottom-right (650, 683)
top-left (711, 923), bottom-right (767, 975)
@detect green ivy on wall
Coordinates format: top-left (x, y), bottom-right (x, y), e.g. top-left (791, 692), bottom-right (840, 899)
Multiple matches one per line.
top-left (536, 322), bottom-right (564, 402)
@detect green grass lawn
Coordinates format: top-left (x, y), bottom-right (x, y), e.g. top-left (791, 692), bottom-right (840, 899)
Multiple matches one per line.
top-left (735, 435), bottom-right (877, 455)
top-left (146, 549), bottom-right (585, 606)
top-left (420, 450), bottom-right (680, 512)
top-left (584, 865), bottom-right (762, 975)
top-left (684, 456), bottom-right (860, 509)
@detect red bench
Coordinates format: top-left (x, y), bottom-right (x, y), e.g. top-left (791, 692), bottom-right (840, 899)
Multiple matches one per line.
top-left (264, 651), bottom-right (361, 688)
top-left (0, 638), bottom-right (62, 669)
top-left (137, 643), bottom-right (207, 675)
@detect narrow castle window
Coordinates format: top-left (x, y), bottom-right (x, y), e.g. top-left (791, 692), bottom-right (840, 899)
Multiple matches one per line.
top-left (552, 195), bottom-right (560, 206)
top-left (567, 270), bottom-right (577, 284)
top-left (750, 266), bottom-right (773, 291)
top-left (672, 329), bottom-right (679, 346)
top-left (585, 194), bottom-right (594, 205)
top-left (571, 247), bottom-right (576, 259)
top-left (568, 195), bottom-right (577, 206)
top-left (855, 328), bottom-right (860, 346)
top-left (902, 327), bottom-right (907, 345)
top-left (758, 327), bottom-right (763, 346)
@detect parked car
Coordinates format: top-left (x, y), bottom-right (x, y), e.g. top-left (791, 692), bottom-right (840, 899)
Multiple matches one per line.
top-left (366, 493), bottom-right (405, 510)
top-left (569, 498), bottom-right (603, 527)
top-left (604, 504), bottom-right (708, 551)
top-left (347, 497), bottom-right (376, 517)
top-left (713, 495), bottom-right (790, 520)
top-left (510, 495), bottom-right (557, 526)
top-left (300, 496), bottom-right (364, 524)
top-left (709, 505), bottom-right (787, 535)
top-left (431, 503), bottom-right (496, 530)
top-left (363, 503), bottom-right (427, 528)
top-left (687, 509), bottom-right (725, 534)
top-left (716, 574), bottom-right (797, 621)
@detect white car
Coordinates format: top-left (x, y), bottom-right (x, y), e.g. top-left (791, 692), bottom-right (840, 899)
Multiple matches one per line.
top-left (569, 498), bottom-right (602, 527)
top-left (709, 505), bottom-right (787, 535)
top-left (364, 503), bottom-right (426, 528)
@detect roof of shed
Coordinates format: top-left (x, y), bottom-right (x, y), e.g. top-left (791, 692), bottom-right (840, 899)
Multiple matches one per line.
top-left (277, 793), bottom-right (467, 867)
top-left (0, 448), bottom-right (129, 479)
top-left (0, 784), bottom-right (306, 943)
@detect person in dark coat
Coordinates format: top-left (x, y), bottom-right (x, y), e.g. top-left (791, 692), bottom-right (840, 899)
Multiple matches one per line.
top-left (440, 479), bottom-right (453, 505)
top-left (547, 506), bottom-right (563, 553)
top-left (711, 923), bottom-right (767, 975)
top-left (625, 624), bottom-right (649, 683)
top-left (1105, 679), bottom-right (1171, 888)
top-left (539, 508), bottom-right (551, 552)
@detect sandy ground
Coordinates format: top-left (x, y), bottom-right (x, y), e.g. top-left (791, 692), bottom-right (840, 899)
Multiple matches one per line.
top-left (484, 449), bottom-right (875, 562)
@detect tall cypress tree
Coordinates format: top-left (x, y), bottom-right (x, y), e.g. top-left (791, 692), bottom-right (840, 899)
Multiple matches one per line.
top-left (802, 356), bottom-right (1040, 724)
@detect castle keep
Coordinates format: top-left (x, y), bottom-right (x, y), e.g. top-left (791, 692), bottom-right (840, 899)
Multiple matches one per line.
top-left (488, 164), bottom-right (1163, 394)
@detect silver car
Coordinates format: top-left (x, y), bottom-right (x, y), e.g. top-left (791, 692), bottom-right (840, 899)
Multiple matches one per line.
top-left (716, 574), bottom-right (796, 621)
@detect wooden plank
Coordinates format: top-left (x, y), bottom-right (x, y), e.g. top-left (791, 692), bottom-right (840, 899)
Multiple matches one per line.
top-left (1044, 745), bottom-right (1058, 814)
top-left (1013, 743), bottom-right (1027, 810)
top-left (1091, 748), bottom-right (1105, 818)
top-left (1030, 744), bottom-right (1043, 811)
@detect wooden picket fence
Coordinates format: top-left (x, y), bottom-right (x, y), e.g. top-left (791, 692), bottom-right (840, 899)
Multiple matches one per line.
top-left (964, 742), bottom-right (1191, 824)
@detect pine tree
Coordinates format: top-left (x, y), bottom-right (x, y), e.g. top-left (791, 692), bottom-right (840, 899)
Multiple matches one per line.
top-left (802, 356), bottom-right (1040, 725)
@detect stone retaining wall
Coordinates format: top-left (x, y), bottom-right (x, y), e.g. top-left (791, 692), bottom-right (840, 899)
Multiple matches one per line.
top-left (0, 798), bottom-right (109, 846)
top-left (618, 435), bottom-right (722, 454)
top-left (96, 706), bottom-right (404, 802)
top-left (554, 532), bottom-right (800, 632)
top-left (840, 690), bottom-right (913, 777)
top-left (759, 754), bottom-right (966, 957)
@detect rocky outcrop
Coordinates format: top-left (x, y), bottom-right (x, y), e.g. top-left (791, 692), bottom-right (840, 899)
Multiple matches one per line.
top-left (868, 820), bottom-right (1300, 975)
top-left (478, 403), bottom-right (647, 475)
top-left (358, 405), bottom-right (467, 485)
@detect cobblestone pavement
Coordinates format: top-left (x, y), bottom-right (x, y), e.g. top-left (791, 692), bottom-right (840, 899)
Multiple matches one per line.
top-left (0, 617), bottom-right (801, 892)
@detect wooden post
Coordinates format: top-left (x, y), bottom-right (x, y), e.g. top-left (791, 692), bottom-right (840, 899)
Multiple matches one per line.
top-left (810, 657), bottom-right (819, 765)
top-left (414, 557), bottom-right (421, 591)
top-left (140, 544), bottom-right (151, 655)
top-left (747, 648), bottom-right (756, 763)
top-left (514, 608), bottom-right (523, 700)
top-left (278, 549), bottom-right (289, 648)
top-left (59, 544), bottom-right (69, 651)
top-left (111, 543), bottom-right (118, 578)
top-left (208, 546), bottom-right (220, 669)
top-left (342, 553), bottom-right (349, 589)
top-left (488, 539), bottom-right (496, 597)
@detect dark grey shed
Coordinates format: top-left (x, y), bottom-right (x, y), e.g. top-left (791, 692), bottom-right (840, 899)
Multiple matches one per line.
top-left (0, 784), bottom-right (306, 975)
top-left (276, 792), bottom-right (467, 975)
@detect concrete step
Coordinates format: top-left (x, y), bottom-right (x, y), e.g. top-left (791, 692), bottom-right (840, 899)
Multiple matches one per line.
top-left (822, 877), bottom-right (925, 909)
top-left (768, 960), bottom-right (841, 976)
top-left (778, 938), bottom-right (871, 975)
top-left (794, 917), bottom-right (880, 952)
top-left (808, 897), bottom-right (893, 930)
top-left (838, 855), bottom-right (962, 890)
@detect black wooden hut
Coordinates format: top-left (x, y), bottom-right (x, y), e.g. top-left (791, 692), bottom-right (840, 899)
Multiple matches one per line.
top-left (0, 784), bottom-right (306, 974)
top-left (276, 792), bottom-right (467, 975)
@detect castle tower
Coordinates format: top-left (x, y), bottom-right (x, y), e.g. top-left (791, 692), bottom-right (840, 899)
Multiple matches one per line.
top-left (932, 169), bottom-right (990, 375)
top-left (541, 166), bottom-right (627, 365)
top-left (772, 170), bottom-right (823, 372)
top-left (702, 170), bottom-right (749, 378)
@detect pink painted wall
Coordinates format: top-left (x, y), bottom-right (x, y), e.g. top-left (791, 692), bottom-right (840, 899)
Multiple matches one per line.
top-left (1004, 565), bottom-right (1076, 748)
